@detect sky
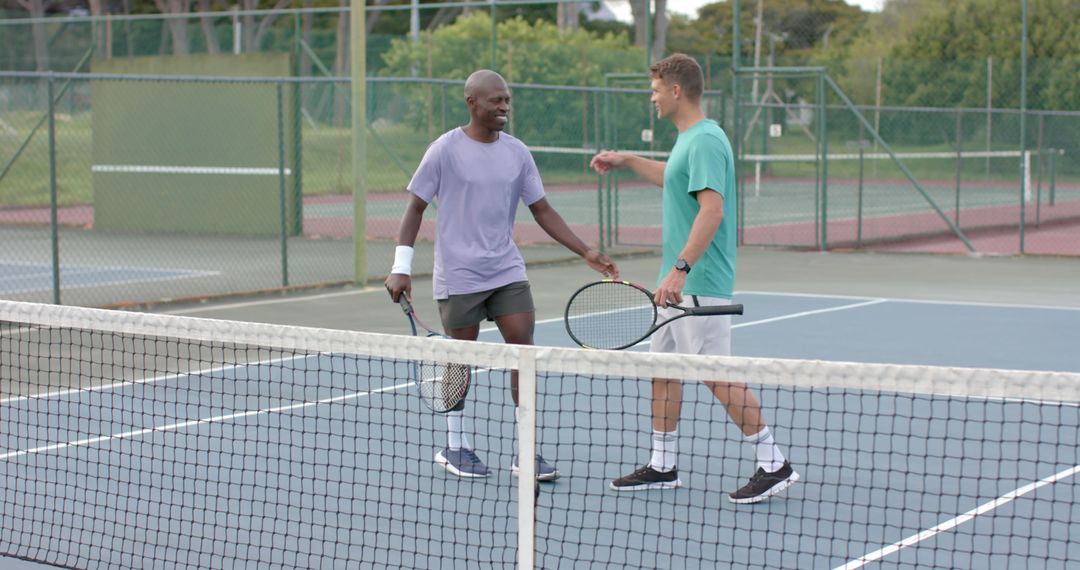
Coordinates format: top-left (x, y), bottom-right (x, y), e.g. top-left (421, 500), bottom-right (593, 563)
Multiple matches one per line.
top-left (605, 0), bottom-right (886, 22)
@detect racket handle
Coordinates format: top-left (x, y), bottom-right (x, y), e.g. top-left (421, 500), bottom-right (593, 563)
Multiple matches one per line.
top-left (687, 303), bottom-right (743, 316)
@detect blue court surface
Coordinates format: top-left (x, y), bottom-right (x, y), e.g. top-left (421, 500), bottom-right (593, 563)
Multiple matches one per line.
top-left (0, 261), bottom-right (216, 295)
top-left (2, 292), bottom-right (1079, 569)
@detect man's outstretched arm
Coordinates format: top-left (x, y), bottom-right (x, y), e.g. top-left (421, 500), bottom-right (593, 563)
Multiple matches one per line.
top-left (590, 151), bottom-right (666, 187)
top-left (528, 198), bottom-right (619, 279)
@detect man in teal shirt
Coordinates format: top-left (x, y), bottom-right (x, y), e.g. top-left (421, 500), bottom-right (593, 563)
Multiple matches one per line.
top-left (590, 54), bottom-right (798, 503)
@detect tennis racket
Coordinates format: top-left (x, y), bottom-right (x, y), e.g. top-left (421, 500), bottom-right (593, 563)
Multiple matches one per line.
top-left (563, 280), bottom-right (743, 350)
top-left (399, 297), bottom-right (471, 413)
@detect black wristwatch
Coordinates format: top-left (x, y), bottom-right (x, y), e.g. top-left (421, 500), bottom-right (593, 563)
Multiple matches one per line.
top-left (674, 258), bottom-right (692, 274)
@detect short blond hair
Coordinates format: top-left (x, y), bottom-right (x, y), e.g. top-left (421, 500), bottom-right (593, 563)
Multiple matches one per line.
top-left (649, 54), bottom-right (704, 101)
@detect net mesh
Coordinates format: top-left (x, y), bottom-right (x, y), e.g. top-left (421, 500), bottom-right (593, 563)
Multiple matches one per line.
top-left (3, 300), bottom-right (1080, 568)
top-left (741, 149), bottom-right (1069, 249)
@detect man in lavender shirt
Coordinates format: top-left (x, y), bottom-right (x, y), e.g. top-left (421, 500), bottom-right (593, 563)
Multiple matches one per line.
top-left (385, 70), bottom-right (618, 480)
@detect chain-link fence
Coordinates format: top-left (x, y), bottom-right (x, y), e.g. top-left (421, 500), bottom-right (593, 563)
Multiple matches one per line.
top-left (731, 65), bottom-right (1077, 256)
top-left (0, 69), bottom-right (677, 307)
top-left (1, 4), bottom-right (1077, 309)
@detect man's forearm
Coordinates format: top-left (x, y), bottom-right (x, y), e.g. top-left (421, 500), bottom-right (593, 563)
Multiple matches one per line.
top-left (397, 198), bottom-right (427, 246)
top-left (534, 208), bottom-right (589, 257)
top-left (626, 155), bottom-right (666, 187)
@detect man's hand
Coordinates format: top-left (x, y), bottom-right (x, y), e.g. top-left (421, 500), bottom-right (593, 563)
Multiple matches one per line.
top-left (589, 150), bottom-right (632, 175)
top-left (584, 249), bottom-right (619, 279)
top-left (385, 273), bottom-right (412, 303)
top-left (653, 269), bottom-right (687, 308)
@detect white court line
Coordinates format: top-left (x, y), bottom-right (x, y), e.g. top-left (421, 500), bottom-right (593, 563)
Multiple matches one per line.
top-left (836, 464), bottom-right (1080, 570)
top-left (0, 351), bottom-right (326, 406)
top-left (624, 298), bottom-right (888, 348)
top-left (0, 380), bottom-right (411, 461)
top-left (93, 165), bottom-right (292, 176)
top-left (736, 290), bottom-right (884, 302)
top-left (164, 286), bottom-right (384, 315)
top-left (0, 271), bottom-right (221, 295)
top-left (731, 299), bottom-right (888, 329)
top-left (738, 290), bottom-right (1080, 313)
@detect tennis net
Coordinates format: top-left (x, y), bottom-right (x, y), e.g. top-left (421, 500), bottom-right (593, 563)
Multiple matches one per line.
top-left (741, 148), bottom-right (1077, 251)
top-left (4, 300), bottom-right (1080, 568)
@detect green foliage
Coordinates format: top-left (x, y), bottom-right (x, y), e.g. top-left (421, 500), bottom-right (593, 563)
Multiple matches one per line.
top-left (378, 12), bottom-right (646, 148)
top-left (666, 0), bottom-right (867, 60)
top-left (831, 0), bottom-right (1080, 111)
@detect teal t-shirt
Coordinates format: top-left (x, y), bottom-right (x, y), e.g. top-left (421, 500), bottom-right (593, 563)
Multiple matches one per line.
top-left (658, 119), bottom-right (737, 299)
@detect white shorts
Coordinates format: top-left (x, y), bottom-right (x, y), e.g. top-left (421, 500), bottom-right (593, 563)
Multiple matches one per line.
top-left (649, 295), bottom-right (733, 356)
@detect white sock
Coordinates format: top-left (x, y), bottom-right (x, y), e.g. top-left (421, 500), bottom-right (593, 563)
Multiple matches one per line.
top-left (648, 430), bottom-right (678, 472)
top-left (745, 427), bottom-right (786, 472)
top-left (447, 410), bottom-right (471, 450)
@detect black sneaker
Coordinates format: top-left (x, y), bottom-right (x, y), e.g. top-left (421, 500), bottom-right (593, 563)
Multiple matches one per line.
top-left (609, 465), bottom-right (682, 491)
top-left (728, 461), bottom-right (799, 504)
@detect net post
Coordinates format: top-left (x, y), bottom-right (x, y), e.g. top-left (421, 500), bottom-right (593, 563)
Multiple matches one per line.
top-left (517, 346), bottom-right (537, 570)
top-left (1049, 149), bottom-right (1057, 206)
top-left (954, 110), bottom-right (963, 227)
top-left (1023, 150), bottom-right (1032, 204)
top-left (857, 145), bottom-right (864, 247)
top-left (1036, 113), bottom-right (1045, 225)
top-left (754, 160), bottom-right (761, 198)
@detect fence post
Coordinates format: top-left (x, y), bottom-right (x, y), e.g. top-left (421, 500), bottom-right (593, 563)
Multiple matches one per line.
top-left (1018, 0), bottom-right (1028, 254)
top-left (818, 70), bottom-right (827, 251)
top-left (48, 74), bottom-right (60, 305)
top-left (277, 81), bottom-right (289, 288)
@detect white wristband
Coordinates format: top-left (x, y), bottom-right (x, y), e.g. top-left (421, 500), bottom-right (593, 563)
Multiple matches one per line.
top-left (391, 245), bottom-right (414, 275)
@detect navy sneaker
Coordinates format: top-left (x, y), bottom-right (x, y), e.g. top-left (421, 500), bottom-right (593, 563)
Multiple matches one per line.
top-left (511, 455), bottom-right (560, 481)
top-left (435, 448), bottom-right (490, 478)
top-left (609, 465), bottom-right (682, 491)
top-left (728, 461), bottom-right (799, 504)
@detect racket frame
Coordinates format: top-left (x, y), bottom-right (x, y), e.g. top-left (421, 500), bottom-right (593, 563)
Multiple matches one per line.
top-left (564, 279), bottom-right (744, 350)
top-left (399, 297), bottom-right (469, 413)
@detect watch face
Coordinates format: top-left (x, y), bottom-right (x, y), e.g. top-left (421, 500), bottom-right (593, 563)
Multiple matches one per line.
top-left (675, 259), bottom-right (690, 272)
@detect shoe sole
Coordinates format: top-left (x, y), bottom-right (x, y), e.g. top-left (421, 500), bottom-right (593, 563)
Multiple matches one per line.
top-left (728, 471), bottom-right (800, 504)
top-left (435, 453), bottom-right (490, 478)
top-left (511, 464), bottom-right (560, 481)
top-left (609, 478), bottom-right (683, 492)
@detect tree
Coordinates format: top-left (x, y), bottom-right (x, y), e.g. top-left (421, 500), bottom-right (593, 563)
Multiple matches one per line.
top-left (627, 0), bottom-right (668, 61)
top-left (380, 12), bottom-right (644, 146)
top-left (665, 0), bottom-right (866, 62)
top-left (880, 0), bottom-right (1080, 110)
top-left (12, 0), bottom-right (56, 70)
top-left (152, 0), bottom-right (194, 55)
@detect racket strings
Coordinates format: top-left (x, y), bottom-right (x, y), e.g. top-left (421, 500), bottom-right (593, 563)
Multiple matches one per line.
top-left (566, 282), bottom-right (655, 350)
top-left (417, 361), bottom-right (471, 412)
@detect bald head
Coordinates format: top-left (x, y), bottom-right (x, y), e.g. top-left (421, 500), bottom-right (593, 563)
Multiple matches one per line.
top-left (464, 70), bottom-right (508, 100)
top-left (462, 69), bottom-right (511, 139)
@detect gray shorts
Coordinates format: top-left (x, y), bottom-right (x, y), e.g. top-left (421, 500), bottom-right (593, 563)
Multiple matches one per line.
top-left (437, 281), bottom-right (534, 330)
top-left (649, 295), bottom-right (733, 356)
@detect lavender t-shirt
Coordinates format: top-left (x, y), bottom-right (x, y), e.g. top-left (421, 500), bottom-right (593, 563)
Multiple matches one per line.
top-left (408, 128), bottom-right (546, 299)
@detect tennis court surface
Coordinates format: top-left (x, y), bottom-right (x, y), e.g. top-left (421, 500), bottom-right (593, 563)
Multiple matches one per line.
top-left (3, 285), bottom-right (1080, 569)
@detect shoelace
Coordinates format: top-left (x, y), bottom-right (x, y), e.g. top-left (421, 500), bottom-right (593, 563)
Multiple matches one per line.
top-left (515, 456), bottom-right (550, 469)
top-left (747, 468), bottom-right (768, 484)
top-left (460, 449), bottom-right (483, 465)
